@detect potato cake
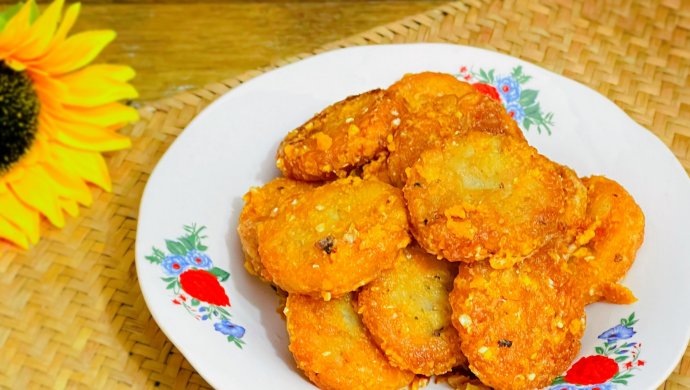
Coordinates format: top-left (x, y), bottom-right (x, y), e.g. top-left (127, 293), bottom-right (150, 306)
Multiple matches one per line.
top-left (257, 177), bottom-right (410, 299)
top-left (387, 71), bottom-right (476, 112)
top-left (286, 293), bottom-right (415, 390)
top-left (569, 176), bottom-right (645, 304)
top-left (276, 89), bottom-right (405, 181)
top-left (358, 246), bottom-right (465, 376)
top-left (386, 72), bottom-right (525, 187)
top-left (404, 131), bottom-right (587, 268)
top-left (237, 178), bottom-right (316, 282)
top-left (449, 250), bottom-right (586, 390)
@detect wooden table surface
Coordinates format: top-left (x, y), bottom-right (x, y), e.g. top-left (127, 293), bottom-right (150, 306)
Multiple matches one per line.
top-left (47, 0), bottom-right (448, 102)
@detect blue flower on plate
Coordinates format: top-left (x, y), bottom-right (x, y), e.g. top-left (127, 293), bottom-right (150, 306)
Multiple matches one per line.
top-left (496, 76), bottom-right (521, 102)
top-left (214, 319), bottom-right (246, 338)
top-left (546, 385), bottom-right (578, 390)
top-left (504, 102), bottom-right (526, 123)
top-left (598, 324), bottom-right (636, 342)
top-left (161, 254), bottom-right (190, 276)
top-left (186, 249), bottom-right (213, 270)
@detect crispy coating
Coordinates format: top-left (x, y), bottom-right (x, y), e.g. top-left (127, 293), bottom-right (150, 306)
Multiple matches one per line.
top-left (569, 176), bottom-right (645, 304)
top-left (276, 89), bottom-right (405, 181)
top-left (386, 72), bottom-right (525, 187)
top-left (387, 72), bottom-right (476, 112)
top-left (286, 293), bottom-right (415, 390)
top-left (257, 177), bottom-right (410, 299)
top-left (449, 251), bottom-right (586, 390)
top-left (237, 178), bottom-right (316, 282)
top-left (358, 246), bottom-right (466, 376)
top-left (404, 132), bottom-right (587, 268)
top-left (446, 177), bottom-right (644, 389)
top-left (355, 151), bottom-right (393, 185)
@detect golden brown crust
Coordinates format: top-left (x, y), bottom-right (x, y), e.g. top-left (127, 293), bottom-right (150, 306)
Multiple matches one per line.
top-left (358, 151), bottom-right (393, 185)
top-left (386, 72), bottom-right (525, 187)
top-left (569, 176), bottom-right (645, 304)
top-left (358, 246), bottom-right (466, 376)
top-left (449, 252), bottom-right (586, 390)
top-left (257, 177), bottom-right (410, 299)
top-left (403, 132), bottom-right (587, 268)
top-left (387, 72), bottom-right (476, 112)
top-left (286, 293), bottom-right (415, 390)
top-left (237, 178), bottom-right (316, 281)
top-left (446, 177), bottom-right (644, 389)
top-left (276, 89), bottom-right (406, 181)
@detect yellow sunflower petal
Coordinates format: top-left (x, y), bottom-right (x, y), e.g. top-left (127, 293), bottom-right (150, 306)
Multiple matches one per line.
top-left (51, 2), bottom-right (80, 45)
top-left (4, 58), bottom-right (27, 71)
top-left (51, 143), bottom-right (112, 191)
top-left (0, 1), bottom-right (34, 56)
top-left (56, 127), bottom-right (132, 151)
top-left (0, 182), bottom-right (40, 244)
top-left (36, 30), bottom-right (116, 75)
top-left (57, 64), bottom-right (138, 107)
top-left (14, 0), bottom-right (63, 61)
top-left (42, 114), bottom-right (132, 151)
top-left (31, 71), bottom-right (69, 113)
top-left (8, 165), bottom-right (65, 227)
top-left (41, 161), bottom-right (93, 206)
top-left (60, 103), bottom-right (139, 128)
top-left (58, 197), bottom-right (79, 217)
top-left (0, 217), bottom-right (29, 249)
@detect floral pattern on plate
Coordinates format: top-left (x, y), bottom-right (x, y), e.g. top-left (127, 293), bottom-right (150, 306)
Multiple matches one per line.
top-left (457, 65), bottom-right (555, 135)
top-left (549, 313), bottom-right (643, 389)
top-left (145, 224), bottom-right (246, 348)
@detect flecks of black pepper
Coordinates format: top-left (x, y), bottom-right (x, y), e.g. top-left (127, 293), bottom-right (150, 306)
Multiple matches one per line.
top-left (316, 235), bottom-right (336, 254)
top-left (498, 339), bottom-right (512, 348)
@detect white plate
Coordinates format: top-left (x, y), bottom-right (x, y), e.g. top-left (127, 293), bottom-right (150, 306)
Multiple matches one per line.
top-left (135, 44), bottom-right (690, 390)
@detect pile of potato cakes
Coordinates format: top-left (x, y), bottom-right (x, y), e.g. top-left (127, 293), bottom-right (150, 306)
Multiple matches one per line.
top-left (238, 72), bottom-right (645, 390)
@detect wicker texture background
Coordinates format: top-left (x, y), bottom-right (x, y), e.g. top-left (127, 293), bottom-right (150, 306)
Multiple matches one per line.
top-left (1, 0), bottom-right (689, 389)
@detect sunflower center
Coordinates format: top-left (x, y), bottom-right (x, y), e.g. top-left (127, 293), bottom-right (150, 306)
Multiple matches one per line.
top-left (0, 61), bottom-right (40, 175)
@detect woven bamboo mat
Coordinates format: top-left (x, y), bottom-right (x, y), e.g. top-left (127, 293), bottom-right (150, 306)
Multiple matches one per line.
top-left (2, 0), bottom-right (689, 389)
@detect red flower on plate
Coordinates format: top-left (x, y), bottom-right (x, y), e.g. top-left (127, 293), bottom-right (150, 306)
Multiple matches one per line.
top-left (564, 355), bottom-right (619, 385)
top-left (179, 269), bottom-right (230, 306)
top-left (472, 83), bottom-right (500, 101)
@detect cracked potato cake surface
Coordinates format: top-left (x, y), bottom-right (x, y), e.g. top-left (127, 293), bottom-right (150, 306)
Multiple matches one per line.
top-left (276, 89), bottom-right (405, 181)
top-left (358, 246), bottom-right (466, 376)
top-left (257, 176), bottom-right (410, 299)
top-left (237, 178), bottom-right (317, 282)
top-left (286, 293), bottom-right (415, 390)
top-left (449, 246), bottom-right (587, 390)
top-left (386, 72), bottom-right (525, 187)
top-left (403, 131), bottom-right (587, 268)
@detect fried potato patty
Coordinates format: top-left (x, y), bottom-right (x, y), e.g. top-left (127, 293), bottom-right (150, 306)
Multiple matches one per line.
top-left (569, 176), bottom-right (645, 304)
top-left (276, 89), bottom-right (405, 181)
top-left (286, 293), bottom-right (415, 390)
top-left (237, 178), bottom-right (316, 281)
top-left (386, 72), bottom-right (525, 187)
top-left (404, 132), bottom-right (587, 268)
top-left (358, 246), bottom-right (465, 376)
top-left (449, 252), bottom-right (586, 390)
top-left (257, 177), bottom-right (410, 299)
top-left (387, 72), bottom-right (476, 111)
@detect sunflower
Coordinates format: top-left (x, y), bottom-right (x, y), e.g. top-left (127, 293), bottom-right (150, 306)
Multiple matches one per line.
top-left (0, 0), bottom-right (138, 248)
